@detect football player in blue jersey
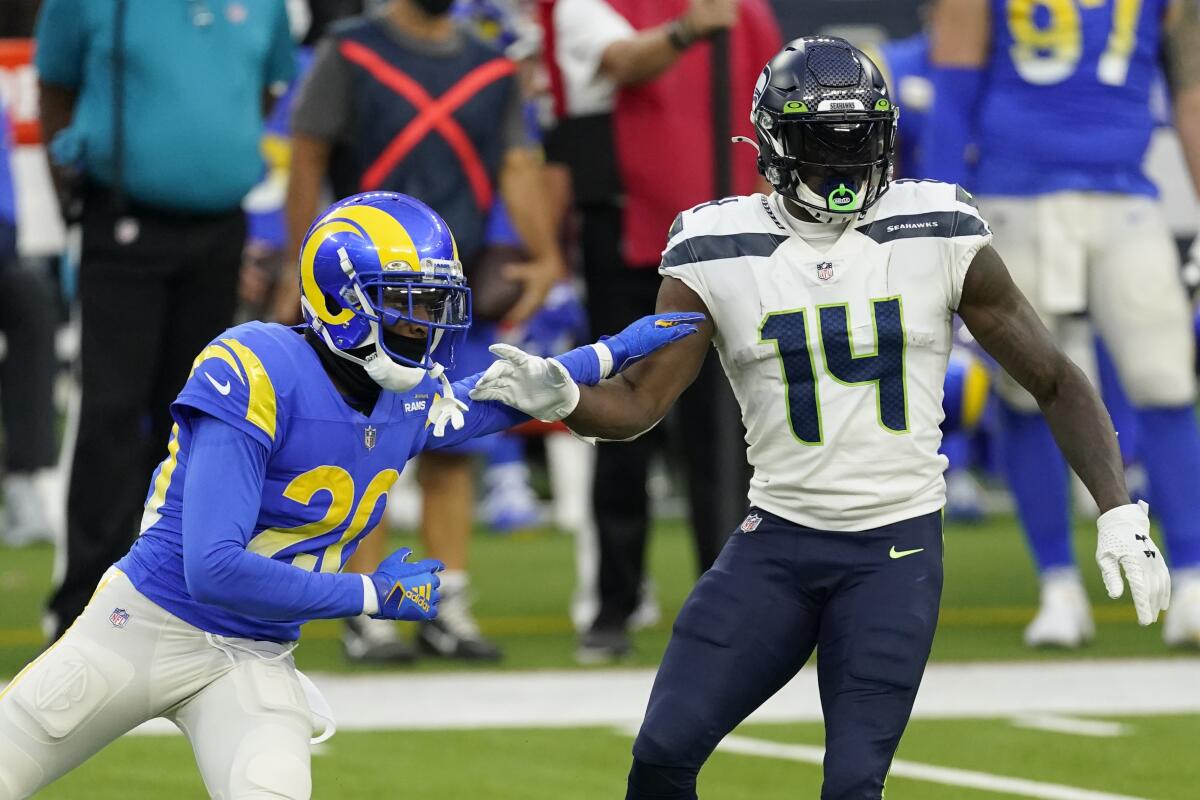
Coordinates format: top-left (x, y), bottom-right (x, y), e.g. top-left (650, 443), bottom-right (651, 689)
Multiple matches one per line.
top-left (925, 0), bottom-right (1200, 646)
top-left (0, 191), bottom-right (701, 799)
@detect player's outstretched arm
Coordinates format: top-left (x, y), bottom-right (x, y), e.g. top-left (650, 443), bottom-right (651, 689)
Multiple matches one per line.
top-left (558, 277), bottom-right (714, 440)
top-left (467, 277), bottom-right (713, 440)
top-left (427, 303), bottom-right (706, 448)
top-left (957, 245), bottom-right (1171, 624)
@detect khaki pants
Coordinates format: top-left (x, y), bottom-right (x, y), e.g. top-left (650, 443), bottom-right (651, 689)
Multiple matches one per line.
top-left (0, 569), bottom-right (316, 799)
top-left (980, 193), bottom-right (1196, 411)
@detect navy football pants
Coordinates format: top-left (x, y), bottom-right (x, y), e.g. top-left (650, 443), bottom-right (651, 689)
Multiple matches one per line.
top-left (627, 508), bottom-right (943, 800)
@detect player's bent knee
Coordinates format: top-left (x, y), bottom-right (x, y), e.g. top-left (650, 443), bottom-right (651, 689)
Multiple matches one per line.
top-left (236, 750), bottom-right (311, 799)
top-left (626, 757), bottom-right (699, 800)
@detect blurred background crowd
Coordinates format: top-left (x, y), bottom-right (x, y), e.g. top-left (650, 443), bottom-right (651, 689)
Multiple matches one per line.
top-left (1, 0), bottom-right (1198, 669)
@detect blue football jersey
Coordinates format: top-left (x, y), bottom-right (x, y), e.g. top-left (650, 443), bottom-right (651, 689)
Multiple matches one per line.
top-left (117, 322), bottom-right (450, 641)
top-left (977, 0), bottom-right (1169, 196)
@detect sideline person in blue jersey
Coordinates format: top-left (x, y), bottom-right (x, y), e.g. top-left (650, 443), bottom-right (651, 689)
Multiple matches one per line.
top-left (0, 192), bottom-right (700, 799)
top-left (925, 0), bottom-right (1200, 647)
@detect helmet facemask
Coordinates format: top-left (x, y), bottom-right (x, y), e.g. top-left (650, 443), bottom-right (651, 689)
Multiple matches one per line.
top-left (756, 104), bottom-right (896, 221)
top-left (308, 248), bottom-right (472, 393)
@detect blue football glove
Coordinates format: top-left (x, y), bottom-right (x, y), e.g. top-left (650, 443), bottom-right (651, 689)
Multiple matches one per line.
top-left (600, 312), bottom-right (707, 374)
top-left (368, 547), bottom-right (444, 621)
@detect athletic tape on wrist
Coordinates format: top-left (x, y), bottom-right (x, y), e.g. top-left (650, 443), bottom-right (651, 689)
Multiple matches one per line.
top-left (591, 342), bottom-right (614, 379)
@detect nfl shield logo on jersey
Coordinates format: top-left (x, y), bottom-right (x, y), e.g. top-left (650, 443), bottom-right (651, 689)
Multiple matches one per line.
top-left (109, 608), bottom-right (129, 629)
top-left (363, 426), bottom-right (378, 451)
top-left (740, 513), bottom-right (762, 533)
top-left (816, 261), bottom-right (835, 281)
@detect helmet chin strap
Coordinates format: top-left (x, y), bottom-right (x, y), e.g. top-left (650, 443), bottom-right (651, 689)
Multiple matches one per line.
top-left (737, 135), bottom-right (860, 224)
top-left (300, 293), bottom-right (466, 434)
top-left (301, 293), bottom-right (429, 393)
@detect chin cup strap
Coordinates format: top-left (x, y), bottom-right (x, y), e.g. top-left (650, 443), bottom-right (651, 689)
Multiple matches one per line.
top-left (306, 247), bottom-right (466, 429)
top-left (301, 294), bottom-right (429, 393)
top-left (737, 136), bottom-right (868, 223)
top-left (425, 362), bottom-right (468, 438)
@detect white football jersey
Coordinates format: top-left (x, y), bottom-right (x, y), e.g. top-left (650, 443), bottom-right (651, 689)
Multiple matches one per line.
top-left (659, 181), bottom-right (992, 531)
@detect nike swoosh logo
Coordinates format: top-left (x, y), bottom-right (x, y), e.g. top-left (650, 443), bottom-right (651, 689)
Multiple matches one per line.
top-left (889, 546), bottom-right (925, 560)
top-left (205, 372), bottom-right (232, 396)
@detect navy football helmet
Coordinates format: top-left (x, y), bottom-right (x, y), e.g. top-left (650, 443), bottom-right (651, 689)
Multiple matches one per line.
top-left (751, 37), bottom-right (898, 219)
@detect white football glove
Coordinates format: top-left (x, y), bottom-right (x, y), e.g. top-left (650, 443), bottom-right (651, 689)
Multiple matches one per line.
top-left (468, 343), bottom-right (580, 422)
top-left (1095, 501), bottom-right (1171, 625)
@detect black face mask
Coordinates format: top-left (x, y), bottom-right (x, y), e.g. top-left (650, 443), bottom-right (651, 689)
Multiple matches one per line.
top-left (412, 0), bottom-right (454, 16)
top-left (382, 328), bottom-right (430, 364)
top-left (304, 330), bottom-right (381, 415)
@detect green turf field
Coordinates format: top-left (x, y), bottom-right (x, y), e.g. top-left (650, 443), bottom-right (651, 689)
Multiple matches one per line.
top-left (30, 714), bottom-right (1200, 799)
top-left (2, 516), bottom-right (1196, 798)
top-left (0, 515), bottom-right (1184, 676)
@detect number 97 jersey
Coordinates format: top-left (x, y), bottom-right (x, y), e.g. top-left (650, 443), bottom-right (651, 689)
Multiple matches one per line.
top-left (660, 184), bottom-right (991, 532)
top-left (977, 0), bottom-right (1169, 197)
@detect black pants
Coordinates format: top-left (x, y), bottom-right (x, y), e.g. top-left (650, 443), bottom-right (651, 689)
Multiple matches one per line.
top-left (628, 509), bottom-right (945, 800)
top-left (0, 227), bottom-right (58, 473)
top-left (581, 204), bottom-right (749, 632)
top-left (47, 193), bottom-right (243, 637)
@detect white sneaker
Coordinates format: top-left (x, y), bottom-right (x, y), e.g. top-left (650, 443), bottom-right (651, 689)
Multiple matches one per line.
top-left (1024, 571), bottom-right (1095, 648)
top-left (1163, 569), bottom-right (1200, 648)
top-left (3, 471), bottom-right (57, 547)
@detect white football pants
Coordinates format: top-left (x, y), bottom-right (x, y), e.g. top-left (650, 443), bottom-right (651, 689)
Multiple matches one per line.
top-left (980, 193), bottom-right (1195, 410)
top-left (0, 568), bottom-right (317, 799)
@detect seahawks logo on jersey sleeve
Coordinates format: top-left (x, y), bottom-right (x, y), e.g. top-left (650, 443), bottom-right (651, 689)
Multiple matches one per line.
top-left (855, 180), bottom-right (991, 245)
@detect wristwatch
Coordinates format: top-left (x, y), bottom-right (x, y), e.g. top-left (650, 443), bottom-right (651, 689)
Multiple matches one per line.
top-left (668, 17), bottom-right (697, 51)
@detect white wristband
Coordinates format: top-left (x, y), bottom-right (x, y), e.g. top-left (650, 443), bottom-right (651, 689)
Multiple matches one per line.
top-left (360, 574), bottom-right (379, 616)
top-left (590, 342), bottom-right (614, 379)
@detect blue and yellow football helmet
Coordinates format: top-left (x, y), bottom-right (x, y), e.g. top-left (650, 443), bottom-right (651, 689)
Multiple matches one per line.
top-left (298, 192), bottom-right (471, 389)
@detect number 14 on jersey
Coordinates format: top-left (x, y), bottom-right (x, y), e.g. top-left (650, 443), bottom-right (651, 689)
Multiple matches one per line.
top-left (760, 297), bottom-right (909, 446)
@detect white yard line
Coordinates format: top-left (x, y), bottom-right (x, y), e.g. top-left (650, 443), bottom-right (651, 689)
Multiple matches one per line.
top-left (715, 735), bottom-right (1150, 800)
top-left (1010, 715), bottom-right (1131, 737)
top-left (103, 656), bottom-right (1200, 735)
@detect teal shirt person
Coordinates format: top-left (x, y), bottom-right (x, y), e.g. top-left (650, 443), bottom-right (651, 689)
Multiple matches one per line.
top-left (35, 0), bottom-right (296, 213)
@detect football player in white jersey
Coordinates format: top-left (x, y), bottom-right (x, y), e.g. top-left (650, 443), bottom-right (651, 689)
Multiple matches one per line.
top-left (469, 38), bottom-right (1172, 799)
